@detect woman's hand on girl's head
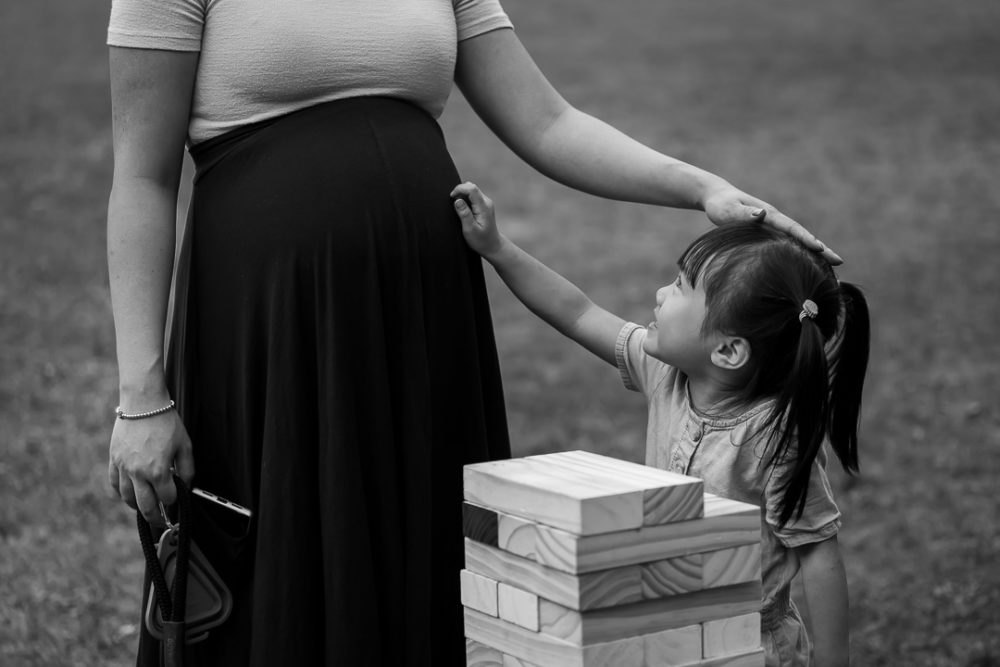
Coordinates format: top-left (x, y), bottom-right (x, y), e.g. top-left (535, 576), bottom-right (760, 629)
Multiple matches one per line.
top-left (451, 182), bottom-right (503, 259)
top-left (108, 410), bottom-right (195, 526)
top-left (702, 184), bottom-right (844, 266)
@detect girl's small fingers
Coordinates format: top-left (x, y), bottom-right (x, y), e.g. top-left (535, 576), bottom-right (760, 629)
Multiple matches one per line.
top-left (467, 187), bottom-right (490, 213)
top-left (450, 182), bottom-right (478, 198)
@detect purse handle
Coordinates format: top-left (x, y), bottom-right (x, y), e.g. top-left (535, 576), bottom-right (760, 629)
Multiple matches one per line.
top-left (137, 475), bottom-right (192, 667)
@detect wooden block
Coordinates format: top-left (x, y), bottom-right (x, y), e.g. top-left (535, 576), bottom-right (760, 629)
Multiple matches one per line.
top-left (573, 495), bottom-right (759, 573)
top-left (536, 581), bottom-right (761, 645)
top-left (467, 638), bottom-right (504, 666)
top-left (642, 624), bottom-right (702, 666)
top-left (464, 502), bottom-right (499, 547)
top-left (465, 539), bottom-right (642, 611)
top-left (640, 553), bottom-right (703, 598)
top-left (498, 582), bottom-right (540, 632)
top-left (465, 608), bottom-right (643, 667)
top-left (703, 544), bottom-right (761, 588)
top-left (687, 649), bottom-right (765, 666)
top-left (464, 451), bottom-right (703, 535)
top-left (498, 513), bottom-right (539, 559)
top-left (465, 456), bottom-right (646, 535)
top-left (547, 451), bottom-right (704, 524)
top-left (461, 569), bottom-right (499, 617)
top-left (702, 613), bottom-right (761, 658)
top-left (463, 493), bottom-right (759, 575)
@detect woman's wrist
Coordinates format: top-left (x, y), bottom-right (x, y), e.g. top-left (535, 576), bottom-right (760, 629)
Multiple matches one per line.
top-left (661, 161), bottom-right (734, 212)
top-left (118, 373), bottom-right (171, 413)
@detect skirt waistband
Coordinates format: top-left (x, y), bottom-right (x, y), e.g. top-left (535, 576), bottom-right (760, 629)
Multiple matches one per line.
top-left (187, 96), bottom-right (439, 183)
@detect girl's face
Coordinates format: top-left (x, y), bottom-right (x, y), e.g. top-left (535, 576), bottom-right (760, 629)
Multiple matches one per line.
top-left (643, 270), bottom-right (713, 370)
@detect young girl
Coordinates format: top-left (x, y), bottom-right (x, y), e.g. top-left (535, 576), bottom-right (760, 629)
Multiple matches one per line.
top-left (451, 182), bottom-right (869, 667)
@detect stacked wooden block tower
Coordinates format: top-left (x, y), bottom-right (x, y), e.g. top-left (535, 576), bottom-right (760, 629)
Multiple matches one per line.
top-left (462, 450), bottom-right (764, 667)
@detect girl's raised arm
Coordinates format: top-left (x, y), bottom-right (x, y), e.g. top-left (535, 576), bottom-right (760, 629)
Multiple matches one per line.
top-left (107, 47), bottom-right (199, 524)
top-left (455, 27), bottom-right (841, 265)
top-left (452, 183), bottom-right (625, 366)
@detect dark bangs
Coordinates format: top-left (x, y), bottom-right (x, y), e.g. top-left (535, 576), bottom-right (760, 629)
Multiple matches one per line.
top-left (678, 224), bottom-right (783, 334)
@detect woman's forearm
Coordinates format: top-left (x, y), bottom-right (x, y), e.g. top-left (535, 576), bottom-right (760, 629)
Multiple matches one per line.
top-left (107, 178), bottom-right (179, 410)
top-left (522, 105), bottom-right (730, 210)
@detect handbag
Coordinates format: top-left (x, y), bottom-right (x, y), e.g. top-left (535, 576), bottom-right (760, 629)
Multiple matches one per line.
top-left (137, 477), bottom-right (233, 667)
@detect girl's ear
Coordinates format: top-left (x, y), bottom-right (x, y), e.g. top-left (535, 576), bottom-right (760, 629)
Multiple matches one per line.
top-left (710, 336), bottom-right (750, 370)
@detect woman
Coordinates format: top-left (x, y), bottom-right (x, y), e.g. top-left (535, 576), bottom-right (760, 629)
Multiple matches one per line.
top-left (105, 0), bottom-right (837, 664)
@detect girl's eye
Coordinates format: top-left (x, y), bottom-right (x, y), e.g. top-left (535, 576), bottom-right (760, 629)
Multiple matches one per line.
top-left (674, 275), bottom-right (682, 289)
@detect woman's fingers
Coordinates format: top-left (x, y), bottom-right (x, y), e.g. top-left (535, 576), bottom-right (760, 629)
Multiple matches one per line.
top-left (109, 459), bottom-right (120, 497)
top-left (763, 208), bottom-right (844, 265)
top-left (174, 435), bottom-right (196, 487)
top-left (132, 478), bottom-right (162, 525)
top-left (119, 468), bottom-right (138, 510)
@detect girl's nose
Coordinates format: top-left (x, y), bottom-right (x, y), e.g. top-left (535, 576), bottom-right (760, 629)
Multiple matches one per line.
top-left (655, 286), bottom-right (667, 304)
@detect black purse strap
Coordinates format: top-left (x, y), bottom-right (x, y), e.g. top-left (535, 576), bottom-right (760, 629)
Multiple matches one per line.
top-left (137, 476), bottom-right (192, 667)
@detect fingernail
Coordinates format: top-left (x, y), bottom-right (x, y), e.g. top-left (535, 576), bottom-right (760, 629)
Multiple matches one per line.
top-left (752, 208), bottom-right (764, 217)
top-left (455, 199), bottom-right (467, 209)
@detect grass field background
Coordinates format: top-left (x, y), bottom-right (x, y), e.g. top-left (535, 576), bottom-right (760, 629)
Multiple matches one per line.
top-left (1, 0), bottom-right (998, 665)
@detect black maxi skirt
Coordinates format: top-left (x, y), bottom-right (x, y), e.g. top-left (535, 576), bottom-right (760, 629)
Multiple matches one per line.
top-left (136, 97), bottom-right (510, 666)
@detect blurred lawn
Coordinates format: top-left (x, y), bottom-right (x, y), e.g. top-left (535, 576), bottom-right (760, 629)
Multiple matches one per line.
top-left (1, 0), bottom-right (998, 665)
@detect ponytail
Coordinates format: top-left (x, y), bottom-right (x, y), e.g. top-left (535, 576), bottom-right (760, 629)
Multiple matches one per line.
top-left (766, 281), bottom-right (870, 528)
top-left (826, 282), bottom-right (870, 474)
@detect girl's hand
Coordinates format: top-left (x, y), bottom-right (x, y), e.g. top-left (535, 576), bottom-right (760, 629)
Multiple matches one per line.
top-left (108, 408), bottom-right (195, 525)
top-left (702, 183), bottom-right (844, 266)
top-left (451, 182), bottom-right (503, 259)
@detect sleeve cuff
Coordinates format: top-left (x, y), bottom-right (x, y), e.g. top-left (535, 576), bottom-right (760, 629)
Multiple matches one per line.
top-left (776, 517), bottom-right (841, 549)
top-left (615, 322), bottom-right (643, 392)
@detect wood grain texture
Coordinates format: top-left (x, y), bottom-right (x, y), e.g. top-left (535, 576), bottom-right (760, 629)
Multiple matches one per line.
top-left (464, 456), bottom-right (646, 535)
top-left (464, 451), bottom-right (705, 535)
top-left (464, 502), bottom-right (499, 548)
top-left (466, 638), bottom-right (504, 666)
top-left (465, 493), bottom-right (759, 575)
top-left (702, 613), bottom-right (761, 658)
top-left (572, 495), bottom-right (759, 574)
top-left (535, 582), bottom-right (762, 645)
top-left (540, 451), bottom-right (704, 525)
top-left (465, 608), bottom-right (644, 667)
top-left (640, 553), bottom-right (703, 598)
top-left (502, 655), bottom-right (541, 667)
top-left (498, 582), bottom-right (540, 632)
top-left (642, 624), bottom-right (702, 667)
top-left (703, 544), bottom-right (761, 588)
top-left (465, 539), bottom-right (642, 611)
top-left (498, 513), bottom-right (539, 560)
top-left (461, 569), bottom-right (499, 617)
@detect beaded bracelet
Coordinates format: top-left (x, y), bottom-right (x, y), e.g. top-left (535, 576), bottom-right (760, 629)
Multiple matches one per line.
top-left (115, 399), bottom-right (176, 421)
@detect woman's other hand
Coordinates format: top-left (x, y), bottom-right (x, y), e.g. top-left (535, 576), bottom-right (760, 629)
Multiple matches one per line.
top-left (702, 183), bottom-right (843, 265)
top-left (451, 182), bottom-right (503, 259)
top-left (108, 408), bottom-right (194, 525)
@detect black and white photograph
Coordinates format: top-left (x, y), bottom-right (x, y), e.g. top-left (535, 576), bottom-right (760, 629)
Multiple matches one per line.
top-left (1, 0), bottom-right (997, 665)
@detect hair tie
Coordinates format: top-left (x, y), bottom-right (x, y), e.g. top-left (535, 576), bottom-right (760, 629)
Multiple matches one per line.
top-left (799, 299), bottom-right (818, 322)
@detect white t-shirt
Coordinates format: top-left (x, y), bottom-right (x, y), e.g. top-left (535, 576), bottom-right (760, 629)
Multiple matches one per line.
top-left (107, 0), bottom-right (513, 144)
